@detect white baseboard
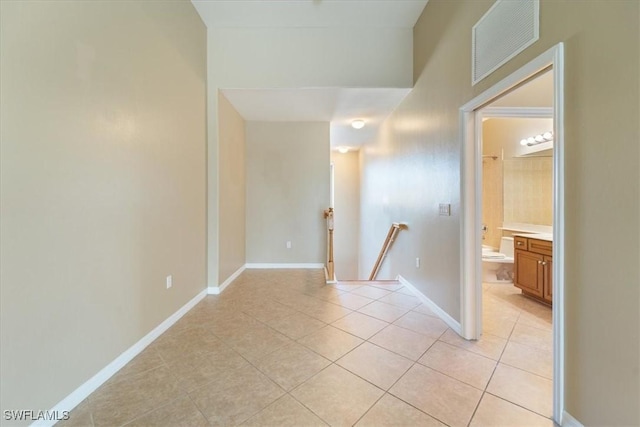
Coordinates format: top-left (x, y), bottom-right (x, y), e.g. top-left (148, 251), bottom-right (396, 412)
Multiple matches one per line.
top-left (245, 263), bottom-right (324, 269)
top-left (396, 275), bottom-right (462, 335)
top-left (324, 266), bottom-right (337, 284)
top-left (562, 411), bottom-right (584, 427)
top-left (32, 289), bottom-right (207, 427)
top-left (208, 264), bottom-right (246, 295)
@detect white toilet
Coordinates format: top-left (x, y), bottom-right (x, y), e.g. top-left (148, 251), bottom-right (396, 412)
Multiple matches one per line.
top-left (482, 237), bottom-right (515, 283)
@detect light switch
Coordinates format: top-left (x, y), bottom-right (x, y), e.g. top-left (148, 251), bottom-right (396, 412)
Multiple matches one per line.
top-left (439, 203), bottom-right (451, 216)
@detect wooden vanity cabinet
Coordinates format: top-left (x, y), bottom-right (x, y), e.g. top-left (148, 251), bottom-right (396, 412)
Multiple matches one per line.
top-left (543, 256), bottom-right (552, 302)
top-left (514, 236), bottom-right (552, 304)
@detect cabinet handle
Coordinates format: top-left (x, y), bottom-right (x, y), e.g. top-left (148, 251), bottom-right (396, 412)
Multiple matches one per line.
top-left (517, 242), bottom-right (523, 246)
top-left (542, 261), bottom-right (547, 265)
top-left (537, 260), bottom-right (542, 264)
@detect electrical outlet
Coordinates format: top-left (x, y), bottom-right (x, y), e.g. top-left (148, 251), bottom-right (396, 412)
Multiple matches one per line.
top-left (166, 275), bottom-right (172, 289)
top-left (286, 241), bottom-right (292, 249)
top-left (416, 257), bottom-right (420, 268)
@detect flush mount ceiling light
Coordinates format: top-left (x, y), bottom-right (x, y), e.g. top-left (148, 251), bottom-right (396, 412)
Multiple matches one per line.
top-left (337, 146), bottom-right (349, 154)
top-left (351, 119), bottom-right (365, 129)
top-left (520, 131), bottom-right (553, 146)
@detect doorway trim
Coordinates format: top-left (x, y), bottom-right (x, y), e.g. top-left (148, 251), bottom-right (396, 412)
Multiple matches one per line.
top-left (459, 43), bottom-right (565, 423)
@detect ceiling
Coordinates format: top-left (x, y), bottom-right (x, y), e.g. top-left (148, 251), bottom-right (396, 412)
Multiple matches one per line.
top-left (491, 70), bottom-right (553, 108)
top-left (192, 0), bottom-right (428, 150)
top-left (191, 1), bottom-right (428, 28)
top-left (222, 88), bottom-right (411, 149)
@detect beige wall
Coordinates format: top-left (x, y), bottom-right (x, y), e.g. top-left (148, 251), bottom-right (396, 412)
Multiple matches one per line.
top-left (208, 27), bottom-right (413, 89)
top-left (0, 0), bottom-right (206, 417)
top-left (218, 93), bottom-right (246, 282)
top-left (331, 150), bottom-right (361, 279)
top-left (360, 0), bottom-right (639, 423)
top-left (245, 122), bottom-right (329, 264)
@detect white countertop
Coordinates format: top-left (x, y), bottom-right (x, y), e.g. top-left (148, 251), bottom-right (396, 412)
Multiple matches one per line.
top-left (513, 232), bottom-right (553, 242)
top-left (499, 223), bottom-right (553, 234)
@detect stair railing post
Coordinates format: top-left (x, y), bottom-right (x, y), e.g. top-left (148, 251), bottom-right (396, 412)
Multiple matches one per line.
top-left (324, 208), bottom-right (335, 281)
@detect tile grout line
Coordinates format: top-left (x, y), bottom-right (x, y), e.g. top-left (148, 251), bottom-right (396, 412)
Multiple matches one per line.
top-left (210, 275), bottom-right (357, 425)
top-left (119, 277), bottom-right (341, 425)
top-left (350, 392), bottom-right (387, 426)
top-left (397, 328), bottom-right (506, 393)
top-left (117, 348), bottom-right (207, 426)
top-left (483, 390), bottom-right (555, 420)
top-left (87, 362), bottom-right (178, 426)
top-left (142, 295), bottom-right (287, 425)
top-left (266, 287), bottom-right (420, 427)
top-left (465, 296), bottom-right (520, 426)
top-left (195, 283), bottom-right (321, 424)
top-left (382, 359), bottom-right (451, 426)
top-left (374, 328), bottom-right (453, 427)
top-left (467, 291), bottom-right (553, 425)
top-left (117, 394), bottom-right (185, 427)
top-left (82, 272), bottom-right (551, 427)
top-left (284, 363), bottom-right (340, 426)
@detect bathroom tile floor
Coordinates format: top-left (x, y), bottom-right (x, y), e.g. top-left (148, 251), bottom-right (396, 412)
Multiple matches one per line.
top-left (61, 270), bottom-right (554, 427)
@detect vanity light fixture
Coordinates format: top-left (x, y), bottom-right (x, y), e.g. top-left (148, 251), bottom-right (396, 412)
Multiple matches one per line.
top-left (337, 146), bottom-right (349, 154)
top-left (351, 119), bottom-right (365, 129)
top-left (520, 131), bottom-right (553, 146)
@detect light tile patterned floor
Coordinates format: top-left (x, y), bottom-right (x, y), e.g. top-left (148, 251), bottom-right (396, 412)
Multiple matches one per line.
top-left (61, 270), bottom-right (554, 426)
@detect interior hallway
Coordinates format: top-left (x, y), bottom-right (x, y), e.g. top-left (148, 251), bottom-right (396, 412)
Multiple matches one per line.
top-left (60, 270), bottom-right (553, 427)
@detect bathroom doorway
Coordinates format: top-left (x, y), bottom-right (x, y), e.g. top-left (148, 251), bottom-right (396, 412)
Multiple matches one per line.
top-left (479, 68), bottom-right (554, 325)
top-left (478, 70), bottom-right (555, 420)
top-left (460, 44), bottom-right (565, 423)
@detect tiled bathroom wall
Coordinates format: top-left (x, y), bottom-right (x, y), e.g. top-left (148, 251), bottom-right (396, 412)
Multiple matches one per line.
top-left (503, 157), bottom-right (553, 225)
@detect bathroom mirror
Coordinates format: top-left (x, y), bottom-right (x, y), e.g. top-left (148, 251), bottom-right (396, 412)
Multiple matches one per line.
top-left (502, 157), bottom-right (553, 226)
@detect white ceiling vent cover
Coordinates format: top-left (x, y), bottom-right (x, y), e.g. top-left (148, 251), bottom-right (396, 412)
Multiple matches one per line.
top-left (472, 0), bottom-right (539, 85)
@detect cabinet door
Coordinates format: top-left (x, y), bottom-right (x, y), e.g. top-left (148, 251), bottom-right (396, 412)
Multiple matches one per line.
top-left (514, 250), bottom-right (544, 298)
top-left (543, 256), bottom-right (553, 302)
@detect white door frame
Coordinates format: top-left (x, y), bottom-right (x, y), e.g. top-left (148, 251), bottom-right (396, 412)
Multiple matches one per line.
top-left (459, 43), bottom-right (565, 424)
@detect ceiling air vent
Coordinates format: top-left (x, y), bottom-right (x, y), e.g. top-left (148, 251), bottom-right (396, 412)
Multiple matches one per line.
top-left (472, 0), bottom-right (539, 85)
